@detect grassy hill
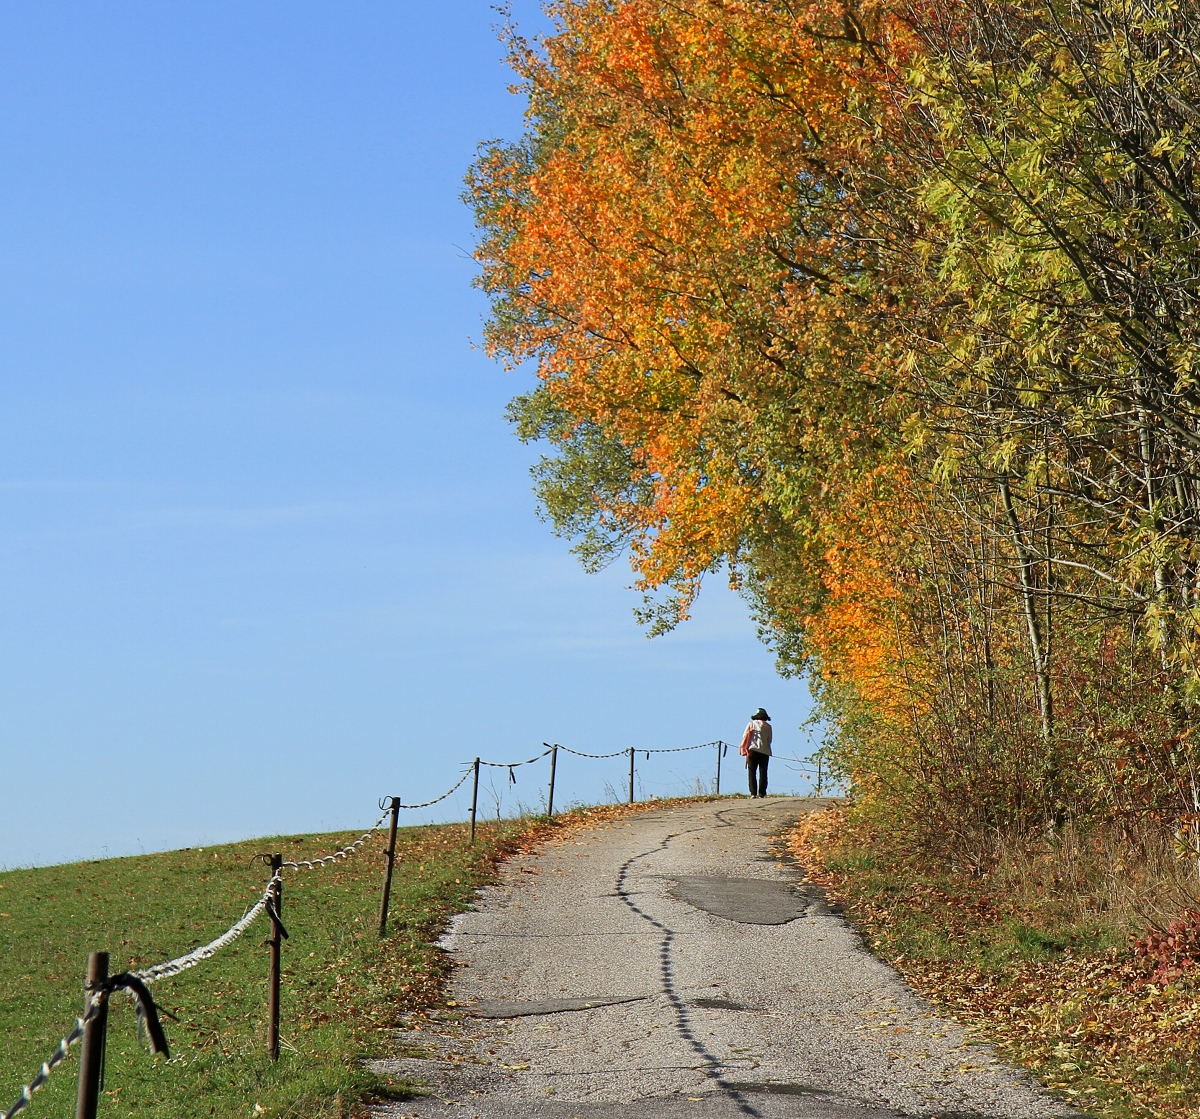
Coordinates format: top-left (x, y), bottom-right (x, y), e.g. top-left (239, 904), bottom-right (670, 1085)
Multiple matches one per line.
top-left (0, 817), bottom-right (531, 1118)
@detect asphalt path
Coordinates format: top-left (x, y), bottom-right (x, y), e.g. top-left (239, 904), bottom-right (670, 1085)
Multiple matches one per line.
top-left (371, 797), bottom-right (1077, 1119)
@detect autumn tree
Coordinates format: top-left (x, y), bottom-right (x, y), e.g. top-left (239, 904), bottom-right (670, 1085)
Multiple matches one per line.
top-left (902, 0), bottom-right (1200, 824)
top-left (469, 0), bottom-right (1200, 850)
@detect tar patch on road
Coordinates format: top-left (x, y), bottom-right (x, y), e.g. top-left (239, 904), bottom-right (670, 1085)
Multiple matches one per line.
top-left (467, 995), bottom-right (647, 1017)
top-left (722, 1081), bottom-right (837, 1098)
top-left (691, 997), bottom-right (749, 1010)
top-left (669, 876), bottom-right (806, 924)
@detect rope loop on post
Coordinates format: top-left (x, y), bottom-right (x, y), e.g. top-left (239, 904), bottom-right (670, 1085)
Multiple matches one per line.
top-left (265, 896), bottom-right (290, 941)
top-left (2, 975), bottom-right (172, 1118)
top-left (104, 974), bottom-right (170, 1057)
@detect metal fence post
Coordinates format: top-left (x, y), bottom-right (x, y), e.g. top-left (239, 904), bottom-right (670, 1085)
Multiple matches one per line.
top-left (267, 854), bottom-right (282, 1060)
top-left (469, 758), bottom-right (481, 843)
top-left (715, 742), bottom-right (722, 796)
top-left (628, 747), bottom-right (635, 804)
top-left (75, 951), bottom-right (109, 1119)
top-left (377, 797), bottom-right (401, 937)
top-left (547, 744), bottom-right (558, 817)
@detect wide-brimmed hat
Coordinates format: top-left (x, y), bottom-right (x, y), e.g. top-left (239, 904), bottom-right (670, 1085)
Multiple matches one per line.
top-left (752, 708), bottom-right (770, 721)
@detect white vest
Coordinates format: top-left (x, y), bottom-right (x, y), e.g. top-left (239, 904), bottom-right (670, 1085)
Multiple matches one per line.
top-left (749, 720), bottom-right (772, 755)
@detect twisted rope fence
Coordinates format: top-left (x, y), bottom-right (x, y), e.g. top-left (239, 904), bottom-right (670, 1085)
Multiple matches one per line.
top-left (3, 1005), bottom-right (95, 1119)
top-left (4, 734), bottom-right (822, 1118)
top-left (282, 809), bottom-right (390, 871)
top-left (478, 746), bottom-right (554, 768)
top-left (391, 768), bottom-right (473, 810)
top-left (557, 745), bottom-right (627, 759)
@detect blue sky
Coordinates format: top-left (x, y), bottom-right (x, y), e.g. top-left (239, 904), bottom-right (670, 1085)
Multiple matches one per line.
top-left (0, 2), bottom-right (817, 869)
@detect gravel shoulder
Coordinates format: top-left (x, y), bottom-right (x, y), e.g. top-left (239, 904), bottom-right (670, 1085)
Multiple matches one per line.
top-left (371, 797), bottom-right (1079, 1119)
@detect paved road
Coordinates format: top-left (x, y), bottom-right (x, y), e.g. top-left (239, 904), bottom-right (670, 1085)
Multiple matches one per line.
top-left (371, 798), bottom-right (1076, 1119)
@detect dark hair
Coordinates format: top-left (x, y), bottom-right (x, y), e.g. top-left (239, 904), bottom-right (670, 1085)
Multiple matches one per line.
top-left (753, 708), bottom-right (770, 721)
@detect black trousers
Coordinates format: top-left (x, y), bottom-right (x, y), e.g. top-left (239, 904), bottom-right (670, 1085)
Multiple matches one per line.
top-left (747, 751), bottom-right (769, 797)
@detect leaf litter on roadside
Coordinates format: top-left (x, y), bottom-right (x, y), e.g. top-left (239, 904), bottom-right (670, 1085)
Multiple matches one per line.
top-left (789, 809), bottom-right (1200, 1119)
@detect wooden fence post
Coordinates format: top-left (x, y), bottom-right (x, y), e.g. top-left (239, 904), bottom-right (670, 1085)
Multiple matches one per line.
top-left (469, 758), bottom-right (480, 844)
top-left (547, 745), bottom-right (558, 817)
top-left (715, 742), bottom-right (722, 796)
top-left (377, 797), bottom-right (401, 937)
top-left (267, 854), bottom-right (282, 1060)
top-left (628, 747), bottom-right (635, 804)
top-left (75, 951), bottom-right (109, 1119)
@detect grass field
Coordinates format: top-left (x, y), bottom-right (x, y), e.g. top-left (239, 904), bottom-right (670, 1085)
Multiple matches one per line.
top-left (0, 816), bottom-right (537, 1119)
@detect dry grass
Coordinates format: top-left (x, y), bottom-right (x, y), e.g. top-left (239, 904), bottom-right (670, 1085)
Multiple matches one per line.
top-left (986, 822), bottom-right (1199, 940)
top-left (789, 808), bottom-right (1200, 1119)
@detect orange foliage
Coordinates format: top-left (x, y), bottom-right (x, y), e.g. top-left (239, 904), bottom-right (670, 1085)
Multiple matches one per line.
top-left (473, 0), bottom-right (915, 613)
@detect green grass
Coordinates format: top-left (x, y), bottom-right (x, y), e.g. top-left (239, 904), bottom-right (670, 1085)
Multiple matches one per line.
top-left (0, 817), bottom-right (533, 1118)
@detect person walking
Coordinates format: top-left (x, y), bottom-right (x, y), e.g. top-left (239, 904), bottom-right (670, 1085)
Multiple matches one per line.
top-left (739, 708), bottom-right (773, 798)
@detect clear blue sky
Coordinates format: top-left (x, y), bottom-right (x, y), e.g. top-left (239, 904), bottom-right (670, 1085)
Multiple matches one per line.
top-left (0, 2), bottom-right (817, 869)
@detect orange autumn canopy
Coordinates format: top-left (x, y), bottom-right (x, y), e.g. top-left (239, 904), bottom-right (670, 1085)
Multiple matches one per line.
top-left (470, 0), bottom-right (912, 624)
